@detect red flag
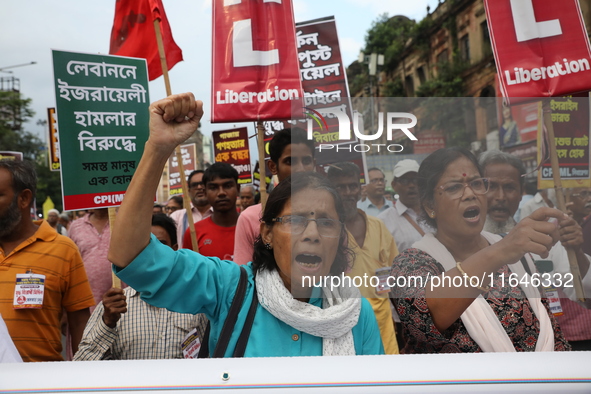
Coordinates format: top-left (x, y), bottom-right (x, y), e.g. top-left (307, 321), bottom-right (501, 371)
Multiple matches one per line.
top-left (109, 0), bottom-right (183, 81)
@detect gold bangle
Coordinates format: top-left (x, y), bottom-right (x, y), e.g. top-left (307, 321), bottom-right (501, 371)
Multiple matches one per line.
top-left (456, 261), bottom-right (491, 292)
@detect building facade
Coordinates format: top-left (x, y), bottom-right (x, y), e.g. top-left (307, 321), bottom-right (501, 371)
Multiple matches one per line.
top-left (361, 0), bottom-right (591, 157)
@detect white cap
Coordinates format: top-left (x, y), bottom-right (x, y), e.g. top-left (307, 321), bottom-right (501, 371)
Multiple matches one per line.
top-left (393, 159), bottom-right (420, 179)
top-left (48, 209), bottom-right (60, 215)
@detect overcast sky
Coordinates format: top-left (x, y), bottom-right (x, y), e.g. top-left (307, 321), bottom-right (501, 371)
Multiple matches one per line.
top-left (2, 0), bottom-right (439, 143)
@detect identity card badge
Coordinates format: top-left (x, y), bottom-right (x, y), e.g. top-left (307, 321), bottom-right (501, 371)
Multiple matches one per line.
top-left (13, 273), bottom-right (45, 309)
top-left (375, 267), bottom-right (391, 295)
top-left (181, 328), bottom-right (202, 359)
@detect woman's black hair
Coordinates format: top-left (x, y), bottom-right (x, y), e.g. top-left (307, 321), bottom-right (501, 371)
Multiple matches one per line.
top-left (418, 147), bottom-right (483, 229)
top-left (169, 195), bottom-right (183, 207)
top-left (202, 162), bottom-right (238, 186)
top-left (151, 213), bottom-right (178, 246)
top-left (252, 172), bottom-right (353, 275)
top-left (269, 127), bottom-right (316, 164)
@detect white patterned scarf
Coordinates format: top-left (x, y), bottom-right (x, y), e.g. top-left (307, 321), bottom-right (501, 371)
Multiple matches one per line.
top-left (255, 269), bottom-right (361, 356)
top-left (413, 231), bottom-right (554, 352)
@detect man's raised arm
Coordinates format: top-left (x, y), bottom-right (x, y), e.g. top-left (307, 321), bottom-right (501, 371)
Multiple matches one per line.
top-left (108, 93), bottom-right (203, 268)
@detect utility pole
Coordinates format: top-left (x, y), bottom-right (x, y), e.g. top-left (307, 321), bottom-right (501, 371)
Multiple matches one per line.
top-left (358, 52), bottom-right (384, 131)
top-left (0, 62), bottom-right (37, 92)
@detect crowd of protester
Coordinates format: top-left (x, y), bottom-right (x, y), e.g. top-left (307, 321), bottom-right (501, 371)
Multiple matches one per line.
top-left (1, 93), bottom-right (591, 362)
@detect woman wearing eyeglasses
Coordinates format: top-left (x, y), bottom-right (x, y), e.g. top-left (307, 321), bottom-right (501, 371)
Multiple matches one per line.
top-left (165, 195), bottom-right (183, 215)
top-left (108, 93), bottom-right (383, 357)
top-left (390, 147), bottom-right (570, 353)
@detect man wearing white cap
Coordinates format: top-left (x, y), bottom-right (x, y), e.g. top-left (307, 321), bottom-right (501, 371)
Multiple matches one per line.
top-left (378, 159), bottom-right (434, 252)
top-left (46, 209), bottom-right (67, 236)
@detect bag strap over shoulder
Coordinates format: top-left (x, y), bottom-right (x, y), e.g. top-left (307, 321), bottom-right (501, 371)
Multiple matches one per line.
top-left (198, 266), bottom-right (257, 358)
top-left (232, 284), bottom-right (258, 357)
top-left (402, 211), bottom-right (425, 237)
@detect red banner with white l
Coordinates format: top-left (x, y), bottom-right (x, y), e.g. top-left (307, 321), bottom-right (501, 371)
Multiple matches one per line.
top-left (484, 0), bottom-right (591, 104)
top-left (211, 0), bottom-right (303, 123)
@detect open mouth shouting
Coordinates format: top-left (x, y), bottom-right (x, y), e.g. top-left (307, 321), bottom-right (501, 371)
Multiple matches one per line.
top-left (463, 205), bottom-right (481, 223)
top-left (294, 253), bottom-right (324, 273)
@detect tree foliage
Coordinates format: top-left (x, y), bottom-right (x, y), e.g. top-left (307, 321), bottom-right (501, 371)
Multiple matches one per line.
top-left (35, 151), bottom-right (64, 212)
top-left (0, 91), bottom-right (40, 159)
top-left (364, 14), bottom-right (415, 73)
top-left (409, 17), bottom-right (435, 60)
top-left (346, 60), bottom-right (368, 96)
top-left (415, 61), bottom-right (466, 97)
top-left (0, 91), bottom-right (63, 211)
top-left (414, 59), bottom-right (472, 148)
top-left (380, 79), bottom-right (405, 97)
top-left (350, 6), bottom-right (479, 148)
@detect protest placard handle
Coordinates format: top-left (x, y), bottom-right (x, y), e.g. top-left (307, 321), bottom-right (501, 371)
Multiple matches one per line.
top-left (256, 121), bottom-right (268, 208)
top-left (109, 207), bottom-right (122, 288)
top-left (154, 19), bottom-right (199, 253)
top-left (542, 100), bottom-right (585, 301)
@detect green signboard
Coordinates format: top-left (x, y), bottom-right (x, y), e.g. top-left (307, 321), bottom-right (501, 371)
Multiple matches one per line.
top-left (52, 50), bottom-right (150, 210)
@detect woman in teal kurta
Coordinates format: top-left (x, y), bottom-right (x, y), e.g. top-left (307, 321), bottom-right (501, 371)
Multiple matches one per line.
top-left (115, 238), bottom-right (383, 357)
top-left (110, 93), bottom-right (383, 357)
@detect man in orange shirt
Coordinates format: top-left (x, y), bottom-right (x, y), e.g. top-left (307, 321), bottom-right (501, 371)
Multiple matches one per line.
top-left (0, 160), bottom-right (94, 362)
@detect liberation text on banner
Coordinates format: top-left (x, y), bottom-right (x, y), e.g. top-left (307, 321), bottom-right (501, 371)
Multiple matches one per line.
top-left (484, 0), bottom-right (591, 104)
top-left (211, 0), bottom-right (303, 122)
top-left (52, 50), bottom-right (150, 211)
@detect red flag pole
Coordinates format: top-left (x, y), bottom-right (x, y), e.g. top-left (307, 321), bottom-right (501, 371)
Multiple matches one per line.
top-left (154, 18), bottom-right (199, 254)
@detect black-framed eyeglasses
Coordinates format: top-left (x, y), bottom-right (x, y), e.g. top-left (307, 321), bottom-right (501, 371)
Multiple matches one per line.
top-left (271, 215), bottom-right (343, 238)
top-left (165, 206), bottom-right (180, 213)
top-left (437, 178), bottom-right (489, 200)
top-left (189, 181), bottom-right (204, 190)
top-left (369, 177), bottom-right (385, 184)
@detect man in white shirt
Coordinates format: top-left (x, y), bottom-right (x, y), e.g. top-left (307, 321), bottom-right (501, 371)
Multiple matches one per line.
top-left (46, 209), bottom-right (67, 236)
top-left (170, 170), bottom-right (213, 249)
top-left (480, 150), bottom-right (591, 350)
top-left (357, 168), bottom-right (392, 217)
top-left (519, 189), bottom-right (557, 221)
top-left (378, 160), bottom-right (433, 252)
